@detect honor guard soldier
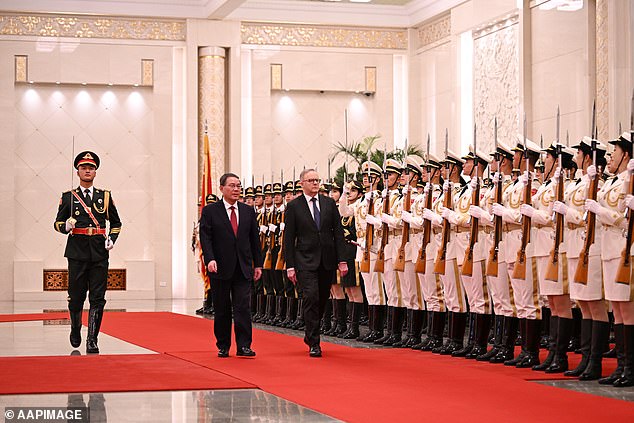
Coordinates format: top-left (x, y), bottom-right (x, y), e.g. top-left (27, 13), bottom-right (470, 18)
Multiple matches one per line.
top-left (472, 141), bottom-right (517, 361)
top-left (288, 179), bottom-right (306, 330)
top-left (411, 154), bottom-right (445, 351)
top-left (244, 186), bottom-right (255, 207)
top-left (590, 132), bottom-right (634, 387)
top-left (452, 148), bottom-right (492, 358)
top-left (341, 161), bottom-right (385, 342)
top-left (427, 151), bottom-right (467, 355)
top-left (554, 136), bottom-right (609, 379)
top-left (260, 183), bottom-right (277, 324)
top-left (54, 151), bottom-right (122, 354)
top-left (391, 155), bottom-right (425, 348)
top-left (492, 136), bottom-right (542, 366)
top-left (269, 182), bottom-right (287, 326)
top-left (280, 181), bottom-right (299, 328)
top-left (196, 193), bottom-right (219, 316)
top-left (365, 159), bottom-right (405, 345)
top-left (252, 185), bottom-right (267, 322)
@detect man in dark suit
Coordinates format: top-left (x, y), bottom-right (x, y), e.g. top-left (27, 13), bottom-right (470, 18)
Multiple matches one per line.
top-left (285, 169), bottom-right (348, 357)
top-left (199, 173), bottom-right (263, 358)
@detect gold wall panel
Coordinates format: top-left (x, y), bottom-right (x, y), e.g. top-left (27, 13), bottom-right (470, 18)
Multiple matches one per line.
top-left (416, 14), bottom-right (451, 50)
top-left (365, 66), bottom-right (376, 93)
top-left (14, 55), bottom-right (27, 82)
top-left (0, 13), bottom-right (185, 41)
top-left (241, 22), bottom-right (407, 50)
top-left (142, 59), bottom-right (154, 86)
top-left (270, 63), bottom-right (282, 90)
top-left (43, 269), bottom-right (127, 291)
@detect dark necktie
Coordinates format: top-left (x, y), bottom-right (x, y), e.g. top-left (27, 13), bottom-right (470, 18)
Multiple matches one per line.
top-left (311, 197), bottom-right (320, 230)
top-left (229, 206), bottom-right (238, 236)
top-left (84, 188), bottom-right (92, 204)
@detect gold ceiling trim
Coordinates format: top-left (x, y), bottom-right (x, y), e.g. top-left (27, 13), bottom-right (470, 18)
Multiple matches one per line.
top-left (0, 13), bottom-right (186, 41)
top-left (241, 22), bottom-right (407, 50)
top-left (416, 14), bottom-right (450, 48)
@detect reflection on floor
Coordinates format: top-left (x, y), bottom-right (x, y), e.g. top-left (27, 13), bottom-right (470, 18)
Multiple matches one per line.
top-left (537, 380), bottom-right (634, 402)
top-left (0, 389), bottom-right (342, 423)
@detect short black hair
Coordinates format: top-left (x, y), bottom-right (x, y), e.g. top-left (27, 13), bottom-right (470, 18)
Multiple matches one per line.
top-left (220, 172), bottom-right (240, 186)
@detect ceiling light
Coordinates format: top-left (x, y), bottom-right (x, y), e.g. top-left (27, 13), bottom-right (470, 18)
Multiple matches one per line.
top-left (350, 0), bottom-right (372, 3)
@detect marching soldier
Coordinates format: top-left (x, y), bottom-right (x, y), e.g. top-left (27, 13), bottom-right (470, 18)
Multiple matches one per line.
top-left (472, 141), bottom-right (518, 361)
top-left (589, 132), bottom-right (633, 387)
top-left (54, 151), bottom-right (122, 354)
top-left (553, 136), bottom-right (609, 380)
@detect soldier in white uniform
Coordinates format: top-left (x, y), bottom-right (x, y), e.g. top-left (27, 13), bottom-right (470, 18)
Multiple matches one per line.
top-left (588, 132), bottom-right (634, 387)
top-left (410, 155), bottom-right (446, 351)
top-left (471, 142), bottom-right (518, 361)
top-left (489, 137), bottom-right (541, 365)
top-left (340, 161), bottom-right (385, 342)
top-left (428, 151), bottom-right (467, 355)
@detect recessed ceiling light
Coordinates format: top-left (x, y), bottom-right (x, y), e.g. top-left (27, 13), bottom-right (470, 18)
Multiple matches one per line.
top-left (350, 0), bottom-right (372, 3)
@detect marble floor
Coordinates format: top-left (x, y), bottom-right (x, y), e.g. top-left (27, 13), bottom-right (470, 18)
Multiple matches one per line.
top-left (1, 298), bottom-right (632, 423)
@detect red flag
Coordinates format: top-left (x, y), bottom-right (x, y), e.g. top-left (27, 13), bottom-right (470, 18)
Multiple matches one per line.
top-left (196, 130), bottom-right (213, 293)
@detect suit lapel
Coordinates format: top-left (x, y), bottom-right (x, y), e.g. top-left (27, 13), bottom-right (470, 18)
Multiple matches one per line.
top-left (217, 201), bottom-right (236, 239)
top-left (302, 195), bottom-right (319, 230)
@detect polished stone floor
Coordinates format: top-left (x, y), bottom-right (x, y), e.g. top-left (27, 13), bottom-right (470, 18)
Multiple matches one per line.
top-left (1, 297), bottom-right (632, 423)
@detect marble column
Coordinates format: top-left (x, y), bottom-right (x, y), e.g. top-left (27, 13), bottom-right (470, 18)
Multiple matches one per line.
top-left (198, 46), bottom-right (226, 195)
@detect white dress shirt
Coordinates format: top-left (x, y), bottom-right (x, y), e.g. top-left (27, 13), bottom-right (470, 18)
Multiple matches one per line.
top-left (222, 199), bottom-right (240, 226)
top-left (304, 193), bottom-right (320, 220)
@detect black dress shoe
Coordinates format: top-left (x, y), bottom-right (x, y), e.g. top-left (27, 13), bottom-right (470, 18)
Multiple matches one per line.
top-left (217, 348), bottom-right (229, 358)
top-left (236, 347), bottom-right (256, 357)
top-left (70, 328), bottom-right (82, 349)
top-left (309, 345), bottom-right (322, 357)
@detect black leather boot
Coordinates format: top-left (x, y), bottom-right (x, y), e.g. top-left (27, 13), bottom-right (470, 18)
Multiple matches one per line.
top-left (383, 307), bottom-right (405, 346)
top-left (343, 302), bottom-right (362, 339)
top-left (272, 297), bottom-right (286, 326)
top-left (321, 299), bottom-right (334, 334)
top-left (467, 314), bottom-right (491, 359)
top-left (405, 310), bottom-right (424, 348)
top-left (412, 310), bottom-right (431, 350)
top-left (490, 316), bottom-right (518, 364)
top-left (533, 315), bottom-right (558, 371)
top-left (516, 318), bottom-right (541, 368)
top-left (374, 306), bottom-right (394, 344)
top-left (441, 312), bottom-right (466, 355)
top-left (393, 309), bottom-right (413, 348)
top-left (432, 311), bottom-right (453, 354)
top-left (599, 323), bottom-right (624, 384)
top-left (281, 298), bottom-right (297, 328)
top-left (504, 318), bottom-right (527, 366)
top-left (569, 307), bottom-right (582, 352)
top-left (69, 310), bottom-right (82, 348)
top-left (613, 324), bottom-right (634, 387)
top-left (359, 305), bottom-right (376, 342)
top-left (477, 314), bottom-right (502, 361)
top-left (334, 299), bottom-right (348, 337)
top-left (545, 316), bottom-right (573, 373)
top-left (565, 318), bottom-right (592, 376)
top-left (86, 307), bottom-right (103, 354)
top-left (363, 305), bottom-right (386, 343)
top-left (580, 320), bottom-right (610, 381)
top-left (253, 294), bottom-right (265, 322)
top-left (453, 312), bottom-right (476, 357)
top-left (202, 290), bottom-right (214, 315)
top-left (264, 295), bottom-right (276, 325)
top-left (424, 311), bottom-right (446, 352)
top-left (290, 299), bottom-right (305, 330)
top-left (540, 307), bottom-right (551, 348)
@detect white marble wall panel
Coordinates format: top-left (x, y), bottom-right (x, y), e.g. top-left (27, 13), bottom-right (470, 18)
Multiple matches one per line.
top-left (530, 2), bottom-right (593, 144)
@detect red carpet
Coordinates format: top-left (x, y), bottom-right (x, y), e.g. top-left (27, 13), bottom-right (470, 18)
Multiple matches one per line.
top-left (0, 312), bottom-right (69, 322)
top-left (2, 311), bottom-right (632, 422)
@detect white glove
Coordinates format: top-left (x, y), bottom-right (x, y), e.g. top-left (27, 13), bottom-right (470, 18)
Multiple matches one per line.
top-left (493, 172), bottom-right (501, 182)
top-left (587, 165), bottom-right (597, 179)
top-left (468, 205), bottom-right (485, 220)
top-left (423, 208), bottom-right (443, 226)
top-left (105, 237), bottom-right (114, 250)
top-left (469, 177), bottom-right (478, 190)
top-left (357, 238), bottom-right (366, 250)
top-left (520, 172), bottom-right (531, 186)
top-left (585, 199), bottom-right (618, 226)
top-left (440, 207), bottom-right (459, 225)
top-left (424, 183), bottom-right (431, 194)
top-left (381, 213), bottom-right (397, 228)
top-left (402, 184), bottom-right (409, 194)
top-left (401, 210), bottom-right (413, 224)
top-left (491, 203), bottom-right (506, 217)
top-left (259, 225), bottom-right (268, 234)
top-left (268, 223), bottom-right (277, 232)
top-left (443, 180), bottom-right (450, 191)
top-left (628, 159), bottom-right (634, 172)
top-left (626, 194), bottom-right (634, 211)
top-left (342, 183), bottom-right (350, 196)
top-left (65, 218), bottom-right (76, 232)
top-left (365, 214), bottom-right (381, 227)
top-left (552, 200), bottom-right (568, 216)
top-left (279, 222), bottom-right (285, 231)
top-left (381, 188), bottom-right (388, 199)
top-left (520, 204), bottom-right (535, 218)
top-left (364, 192), bottom-right (373, 204)
top-left (553, 167), bottom-right (561, 180)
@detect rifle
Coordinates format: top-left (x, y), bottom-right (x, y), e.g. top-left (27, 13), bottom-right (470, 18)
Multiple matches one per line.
top-left (512, 114), bottom-right (531, 280)
top-left (276, 170), bottom-right (286, 271)
top-left (545, 108), bottom-right (564, 281)
top-left (462, 124), bottom-right (479, 277)
top-left (434, 129), bottom-right (451, 275)
top-left (374, 145), bottom-right (390, 273)
top-left (574, 136), bottom-right (598, 283)
top-left (615, 90), bottom-right (634, 284)
top-left (360, 162), bottom-right (375, 273)
top-left (415, 134), bottom-right (433, 274)
top-left (394, 140), bottom-right (410, 272)
top-left (486, 118), bottom-right (502, 277)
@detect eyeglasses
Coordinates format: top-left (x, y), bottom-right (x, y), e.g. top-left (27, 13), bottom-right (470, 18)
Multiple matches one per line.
top-left (303, 178), bottom-right (320, 184)
top-left (225, 184), bottom-right (242, 190)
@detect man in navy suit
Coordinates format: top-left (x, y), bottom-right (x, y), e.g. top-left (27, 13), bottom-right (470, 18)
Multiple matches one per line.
top-left (285, 169), bottom-right (348, 357)
top-left (199, 173), bottom-right (263, 358)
